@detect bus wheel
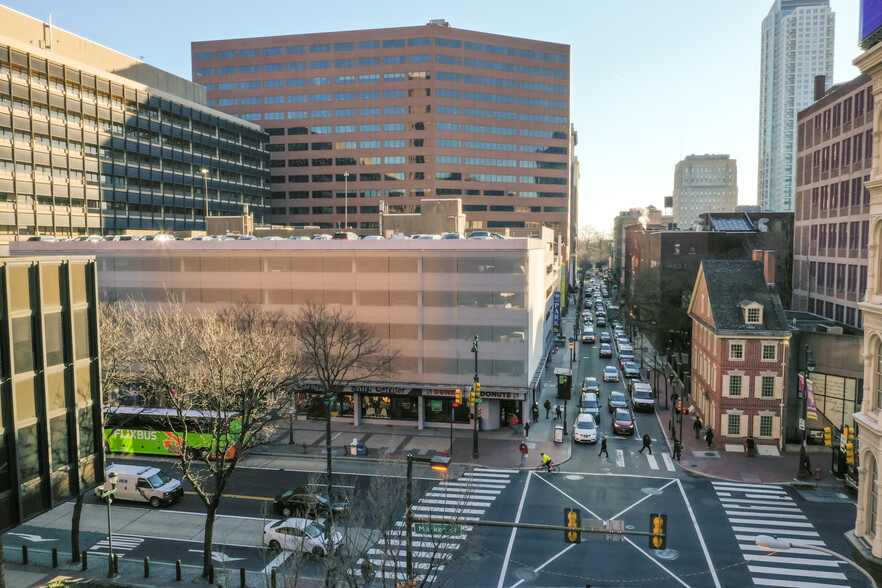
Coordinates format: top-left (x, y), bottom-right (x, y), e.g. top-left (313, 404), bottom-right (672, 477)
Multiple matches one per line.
top-left (186, 447), bottom-right (198, 460)
top-left (149, 497), bottom-right (161, 508)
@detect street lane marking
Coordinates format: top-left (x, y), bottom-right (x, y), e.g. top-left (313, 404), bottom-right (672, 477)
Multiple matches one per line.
top-left (732, 526), bottom-right (820, 537)
top-left (747, 566), bottom-right (847, 580)
top-left (677, 479), bottom-right (722, 588)
top-left (712, 481), bottom-right (785, 490)
top-left (261, 547), bottom-right (291, 573)
top-left (721, 503), bottom-right (802, 512)
top-left (609, 479), bottom-right (677, 521)
top-left (615, 449), bottom-right (625, 468)
top-left (622, 536), bottom-right (690, 587)
top-left (736, 535), bottom-right (826, 546)
top-left (474, 468), bottom-right (513, 474)
top-left (729, 518), bottom-right (813, 528)
top-left (506, 543), bottom-right (578, 588)
top-left (645, 454), bottom-right (659, 470)
top-left (744, 493), bottom-right (791, 500)
top-left (740, 544), bottom-right (823, 556)
top-left (496, 469), bottom-right (532, 588)
top-left (752, 579), bottom-right (850, 588)
top-left (719, 498), bottom-right (797, 506)
top-left (725, 510), bottom-right (807, 520)
top-left (742, 554), bottom-right (843, 567)
top-left (662, 453), bottom-right (675, 471)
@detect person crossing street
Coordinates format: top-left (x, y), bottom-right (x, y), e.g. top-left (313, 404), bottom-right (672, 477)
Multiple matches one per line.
top-left (598, 436), bottom-right (608, 458)
top-left (638, 433), bottom-right (652, 454)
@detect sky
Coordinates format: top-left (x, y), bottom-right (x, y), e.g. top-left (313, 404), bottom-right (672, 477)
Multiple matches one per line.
top-left (3, 0), bottom-right (862, 232)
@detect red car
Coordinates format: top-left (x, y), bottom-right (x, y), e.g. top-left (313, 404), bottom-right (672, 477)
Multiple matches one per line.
top-left (612, 408), bottom-right (635, 435)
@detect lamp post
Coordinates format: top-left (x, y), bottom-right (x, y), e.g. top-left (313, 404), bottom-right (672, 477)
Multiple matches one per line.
top-left (406, 454), bottom-right (451, 583)
top-left (97, 471), bottom-right (118, 578)
top-left (343, 171), bottom-right (349, 229)
top-left (471, 336), bottom-right (480, 459)
top-left (756, 535), bottom-right (876, 587)
top-left (200, 168), bottom-right (209, 230)
top-left (798, 345), bottom-right (816, 479)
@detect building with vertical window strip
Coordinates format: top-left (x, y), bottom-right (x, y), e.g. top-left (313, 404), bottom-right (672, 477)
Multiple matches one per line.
top-left (191, 21), bottom-right (575, 249)
top-left (0, 256), bottom-right (102, 533)
top-left (0, 6), bottom-right (270, 241)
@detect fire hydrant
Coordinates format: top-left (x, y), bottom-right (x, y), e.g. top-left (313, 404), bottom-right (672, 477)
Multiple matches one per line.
top-left (814, 467), bottom-right (822, 481)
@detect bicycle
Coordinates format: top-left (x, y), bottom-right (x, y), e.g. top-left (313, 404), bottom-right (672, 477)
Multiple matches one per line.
top-left (535, 463), bottom-right (560, 474)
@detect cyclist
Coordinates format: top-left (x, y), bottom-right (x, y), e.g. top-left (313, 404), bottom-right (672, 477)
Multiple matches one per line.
top-left (540, 452), bottom-right (553, 473)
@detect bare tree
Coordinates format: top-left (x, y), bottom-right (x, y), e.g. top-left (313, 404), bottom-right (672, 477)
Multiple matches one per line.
top-left (577, 225), bottom-right (613, 270)
top-left (131, 301), bottom-right (300, 579)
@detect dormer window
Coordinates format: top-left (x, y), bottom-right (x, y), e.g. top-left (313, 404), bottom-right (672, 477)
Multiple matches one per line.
top-left (747, 308), bottom-right (760, 323)
top-left (739, 301), bottom-right (763, 325)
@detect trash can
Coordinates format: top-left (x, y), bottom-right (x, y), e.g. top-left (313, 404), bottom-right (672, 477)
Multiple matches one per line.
top-left (355, 442), bottom-right (367, 456)
top-left (554, 425), bottom-right (564, 443)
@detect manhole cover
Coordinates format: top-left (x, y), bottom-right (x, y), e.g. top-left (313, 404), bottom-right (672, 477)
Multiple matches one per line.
top-left (625, 524), bottom-right (635, 531)
top-left (642, 487), bottom-right (664, 496)
top-left (654, 549), bottom-right (679, 561)
top-left (468, 551), bottom-right (487, 562)
top-left (565, 474), bottom-right (584, 481)
top-left (513, 568), bottom-right (538, 581)
top-left (702, 452), bottom-right (717, 457)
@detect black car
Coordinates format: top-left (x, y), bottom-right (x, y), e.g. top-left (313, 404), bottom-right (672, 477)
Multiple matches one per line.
top-left (607, 391), bottom-right (628, 413)
top-left (273, 486), bottom-right (349, 519)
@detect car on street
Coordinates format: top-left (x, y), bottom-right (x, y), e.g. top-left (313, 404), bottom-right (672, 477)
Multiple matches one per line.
top-left (573, 414), bottom-right (597, 444)
top-left (623, 361), bottom-right (641, 379)
top-left (599, 343), bottom-right (613, 358)
top-left (631, 382), bottom-right (656, 412)
top-left (581, 327), bottom-right (595, 343)
top-left (612, 408), bottom-right (635, 435)
top-left (579, 392), bottom-right (600, 423)
top-left (600, 332), bottom-right (611, 343)
top-left (603, 366), bottom-right (620, 382)
top-left (263, 517), bottom-right (342, 557)
top-left (273, 487), bottom-right (349, 519)
top-left (596, 316), bottom-right (607, 327)
top-left (582, 311), bottom-right (592, 323)
top-left (607, 391), bottom-right (628, 413)
top-left (582, 377), bottom-right (600, 394)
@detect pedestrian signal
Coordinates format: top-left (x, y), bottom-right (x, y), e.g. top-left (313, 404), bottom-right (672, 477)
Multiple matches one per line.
top-left (453, 389), bottom-right (462, 407)
top-left (564, 508), bottom-right (581, 544)
top-left (846, 442), bottom-right (855, 464)
top-left (649, 513), bottom-right (667, 550)
top-left (823, 427), bottom-right (832, 446)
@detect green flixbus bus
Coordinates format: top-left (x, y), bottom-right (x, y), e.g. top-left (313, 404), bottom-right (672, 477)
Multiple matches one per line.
top-left (104, 406), bottom-right (243, 460)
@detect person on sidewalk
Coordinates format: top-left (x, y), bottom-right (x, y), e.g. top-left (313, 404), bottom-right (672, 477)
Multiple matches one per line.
top-left (532, 402), bottom-right (540, 422)
top-left (673, 439), bottom-right (682, 461)
top-left (598, 436), bottom-right (608, 458)
top-left (544, 399), bottom-right (552, 419)
top-left (509, 413), bottom-right (520, 435)
top-left (705, 427), bottom-right (715, 449)
top-left (519, 441), bottom-right (528, 467)
top-left (524, 421), bottom-right (531, 439)
top-left (638, 433), bottom-right (652, 454)
top-left (555, 404), bottom-right (562, 421)
top-left (693, 417), bottom-right (703, 439)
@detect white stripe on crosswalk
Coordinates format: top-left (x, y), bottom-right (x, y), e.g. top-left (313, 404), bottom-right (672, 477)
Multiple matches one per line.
top-left (744, 494), bottom-right (793, 501)
top-left (720, 497), bottom-right (796, 506)
top-left (729, 518), bottom-right (814, 528)
top-left (726, 510), bottom-right (807, 520)
top-left (615, 449), bottom-right (625, 468)
top-left (716, 486), bottom-right (787, 495)
top-left (473, 468), bottom-right (513, 475)
top-left (425, 492), bottom-right (493, 501)
top-left (439, 482), bottom-right (507, 490)
top-left (740, 544), bottom-right (824, 556)
top-left (461, 472), bottom-right (511, 479)
top-left (661, 453), bottom-right (676, 471)
top-left (713, 481), bottom-right (786, 490)
top-left (735, 535), bottom-right (827, 546)
top-left (747, 565), bottom-right (847, 580)
top-left (646, 454), bottom-right (659, 470)
top-left (732, 526), bottom-right (819, 537)
top-left (413, 505), bottom-right (485, 515)
top-left (434, 484), bottom-right (502, 493)
top-left (419, 498), bottom-right (492, 508)
top-left (722, 503), bottom-right (803, 513)
top-left (742, 553), bottom-right (843, 567)
top-left (753, 579), bottom-right (850, 588)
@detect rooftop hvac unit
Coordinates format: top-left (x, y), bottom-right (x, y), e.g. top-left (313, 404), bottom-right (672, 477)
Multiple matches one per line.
top-left (817, 324), bottom-right (843, 335)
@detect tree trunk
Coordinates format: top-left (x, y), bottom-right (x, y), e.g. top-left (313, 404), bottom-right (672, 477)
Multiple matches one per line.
top-left (202, 502), bottom-right (218, 579)
top-left (326, 392), bottom-right (333, 501)
top-left (70, 492), bottom-right (84, 563)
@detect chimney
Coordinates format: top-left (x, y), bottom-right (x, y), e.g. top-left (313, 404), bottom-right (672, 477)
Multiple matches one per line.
top-left (814, 75), bottom-right (826, 101)
top-left (763, 250), bottom-right (775, 285)
top-left (752, 250), bottom-right (763, 262)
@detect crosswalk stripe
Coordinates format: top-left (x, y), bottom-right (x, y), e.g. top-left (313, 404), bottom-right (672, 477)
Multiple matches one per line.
top-left (661, 453), bottom-right (676, 471)
top-left (722, 503), bottom-right (803, 513)
top-left (461, 472), bottom-right (511, 479)
top-left (646, 454), bottom-right (659, 470)
top-left (716, 485), bottom-right (787, 494)
top-left (747, 565), bottom-right (847, 580)
top-left (439, 482), bottom-right (506, 490)
top-left (419, 498), bottom-right (492, 508)
top-left (740, 544), bottom-right (825, 556)
top-left (728, 518), bottom-right (814, 528)
top-left (744, 494), bottom-right (793, 501)
top-left (615, 449), bottom-right (625, 468)
top-left (473, 468), bottom-right (514, 474)
top-left (753, 579), bottom-right (851, 588)
top-left (732, 526), bottom-right (819, 537)
top-left (369, 548), bottom-right (454, 560)
top-left (726, 510), bottom-right (807, 520)
top-left (713, 481), bottom-right (785, 489)
top-left (720, 498), bottom-right (795, 506)
top-left (433, 485), bottom-right (502, 494)
top-left (413, 505), bottom-right (485, 515)
top-left (735, 535), bottom-right (827, 546)
top-left (742, 554), bottom-right (843, 567)
top-left (382, 539), bottom-right (461, 550)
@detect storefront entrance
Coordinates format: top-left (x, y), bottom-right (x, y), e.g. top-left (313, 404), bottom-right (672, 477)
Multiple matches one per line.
top-left (499, 400), bottom-right (522, 428)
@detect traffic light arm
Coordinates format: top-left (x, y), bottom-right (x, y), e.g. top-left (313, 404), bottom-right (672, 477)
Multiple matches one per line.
top-left (412, 515), bottom-right (664, 540)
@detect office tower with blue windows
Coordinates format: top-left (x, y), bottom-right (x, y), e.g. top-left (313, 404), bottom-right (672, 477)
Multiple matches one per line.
top-left (192, 21), bottom-right (575, 242)
top-left (758, 0), bottom-right (834, 212)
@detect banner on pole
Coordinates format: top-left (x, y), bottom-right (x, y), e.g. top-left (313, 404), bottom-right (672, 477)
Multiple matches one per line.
top-left (806, 378), bottom-right (818, 420)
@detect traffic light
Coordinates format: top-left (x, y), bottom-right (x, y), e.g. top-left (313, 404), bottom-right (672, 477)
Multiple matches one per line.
top-left (649, 513), bottom-right (667, 550)
top-left (453, 389), bottom-right (462, 407)
top-left (468, 389), bottom-right (476, 407)
top-left (564, 508), bottom-right (581, 544)
top-left (823, 427), bottom-right (832, 446)
top-left (474, 382), bottom-right (481, 404)
top-left (675, 399), bottom-right (682, 412)
top-left (846, 442), bottom-right (856, 464)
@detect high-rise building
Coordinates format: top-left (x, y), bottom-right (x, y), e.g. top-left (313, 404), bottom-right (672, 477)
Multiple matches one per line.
top-left (191, 22), bottom-right (575, 247)
top-left (671, 154), bottom-right (738, 228)
top-left (0, 6), bottom-right (270, 241)
top-left (758, 0), bottom-right (834, 212)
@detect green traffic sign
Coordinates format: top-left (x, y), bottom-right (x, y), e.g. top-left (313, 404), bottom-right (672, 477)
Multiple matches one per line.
top-left (414, 523), bottom-right (462, 535)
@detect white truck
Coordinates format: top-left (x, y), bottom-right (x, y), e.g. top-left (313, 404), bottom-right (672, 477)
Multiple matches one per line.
top-left (96, 464), bottom-right (183, 507)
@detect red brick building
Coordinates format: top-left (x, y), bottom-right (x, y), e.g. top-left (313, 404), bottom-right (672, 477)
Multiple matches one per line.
top-left (687, 252), bottom-right (791, 448)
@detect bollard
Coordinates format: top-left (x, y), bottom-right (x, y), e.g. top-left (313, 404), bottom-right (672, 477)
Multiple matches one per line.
top-left (52, 547), bottom-right (58, 568)
top-left (81, 550), bottom-right (88, 572)
top-left (208, 564), bottom-right (214, 585)
top-left (113, 553), bottom-right (119, 576)
top-left (815, 467), bottom-right (823, 481)
top-left (271, 568), bottom-right (277, 588)
top-left (240, 567), bottom-right (246, 588)
top-left (107, 554), bottom-right (114, 578)
top-left (144, 556), bottom-right (150, 578)
top-left (22, 545), bottom-right (28, 565)
top-left (176, 559), bottom-right (182, 581)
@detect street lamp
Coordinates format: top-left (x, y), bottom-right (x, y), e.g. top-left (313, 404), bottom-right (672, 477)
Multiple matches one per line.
top-left (97, 471), bottom-right (118, 578)
top-left (200, 168), bottom-right (209, 230)
top-left (406, 454), bottom-right (451, 583)
top-left (755, 535), bottom-right (877, 587)
top-left (798, 345), bottom-right (816, 479)
top-left (343, 171), bottom-right (349, 229)
top-left (471, 336), bottom-right (480, 459)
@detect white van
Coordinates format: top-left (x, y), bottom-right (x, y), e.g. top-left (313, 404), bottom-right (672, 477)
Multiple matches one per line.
top-left (631, 382), bottom-right (655, 412)
top-left (96, 464), bottom-right (183, 507)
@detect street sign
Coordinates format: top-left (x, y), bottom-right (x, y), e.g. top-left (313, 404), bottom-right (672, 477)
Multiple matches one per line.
top-left (414, 523), bottom-right (462, 535)
top-left (798, 418), bottom-right (805, 431)
top-left (605, 519), bottom-right (625, 541)
top-left (643, 346), bottom-right (648, 353)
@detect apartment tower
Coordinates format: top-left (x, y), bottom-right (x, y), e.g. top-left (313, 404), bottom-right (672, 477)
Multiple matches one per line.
top-left (671, 154), bottom-right (738, 229)
top-left (758, 0), bottom-right (834, 212)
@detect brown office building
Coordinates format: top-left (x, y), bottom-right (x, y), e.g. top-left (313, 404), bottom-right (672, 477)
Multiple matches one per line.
top-left (191, 21), bottom-right (575, 245)
top-left (793, 74), bottom-right (873, 328)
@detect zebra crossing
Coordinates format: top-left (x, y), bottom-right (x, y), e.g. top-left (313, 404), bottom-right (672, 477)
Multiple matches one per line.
top-left (712, 481), bottom-right (852, 587)
top-left (358, 468), bottom-right (512, 584)
top-left (88, 533), bottom-right (144, 558)
top-left (600, 448), bottom-right (677, 472)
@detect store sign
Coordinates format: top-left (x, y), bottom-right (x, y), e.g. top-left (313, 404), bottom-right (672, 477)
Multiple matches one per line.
top-left (481, 391), bottom-right (526, 399)
top-left (423, 388), bottom-right (459, 398)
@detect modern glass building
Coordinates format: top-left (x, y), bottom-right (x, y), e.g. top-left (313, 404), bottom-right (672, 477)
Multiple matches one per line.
top-left (0, 256), bottom-right (102, 533)
top-left (0, 6), bottom-right (270, 240)
top-left (191, 21), bottom-right (575, 246)
top-left (758, 0), bottom-right (834, 212)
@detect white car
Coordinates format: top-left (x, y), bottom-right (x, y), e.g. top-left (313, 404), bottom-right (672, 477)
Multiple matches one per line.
top-left (573, 414), bottom-right (597, 444)
top-left (263, 518), bottom-right (342, 557)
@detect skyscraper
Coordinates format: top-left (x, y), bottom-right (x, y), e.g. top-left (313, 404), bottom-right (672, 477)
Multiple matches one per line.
top-left (758, 0), bottom-right (834, 212)
top-left (191, 22), bottom-right (575, 245)
top-left (671, 154), bottom-right (738, 228)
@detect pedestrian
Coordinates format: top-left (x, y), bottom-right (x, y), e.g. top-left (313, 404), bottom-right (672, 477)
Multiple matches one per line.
top-left (673, 439), bottom-right (682, 461)
top-left (524, 421), bottom-right (531, 439)
top-left (639, 433), bottom-right (652, 454)
top-left (510, 413), bottom-right (520, 435)
top-left (361, 559), bottom-right (375, 583)
top-left (555, 404), bottom-right (562, 421)
top-left (519, 440), bottom-right (528, 466)
top-left (598, 436), bottom-right (608, 458)
top-left (532, 402), bottom-right (540, 422)
top-left (693, 417), bottom-right (702, 439)
top-left (544, 399), bottom-right (552, 419)
top-left (705, 427), bottom-right (715, 449)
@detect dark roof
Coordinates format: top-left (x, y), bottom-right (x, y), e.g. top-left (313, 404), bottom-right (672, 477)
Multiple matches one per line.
top-left (705, 213), bottom-right (755, 232)
top-left (700, 260), bottom-right (789, 337)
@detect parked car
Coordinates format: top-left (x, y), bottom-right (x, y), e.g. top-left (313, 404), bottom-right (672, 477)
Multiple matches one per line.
top-left (469, 231), bottom-right (492, 239)
top-left (599, 343), bottom-right (613, 358)
top-left (361, 235), bottom-right (385, 240)
top-left (573, 414), bottom-right (597, 444)
top-left (332, 232), bottom-right (359, 240)
top-left (143, 234), bottom-right (175, 242)
top-left (623, 361), bottom-right (641, 379)
top-left (412, 234), bottom-right (440, 239)
top-left (612, 408), bottom-right (635, 435)
top-left (27, 236), bottom-right (58, 242)
top-left (312, 234), bottom-right (332, 240)
top-left (441, 232), bottom-right (466, 239)
top-left (603, 366), bottom-right (620, 382)
top-left (288, 236), bottom-right (311, 240)
top-left (273, 486), bottom-right (349, 519)
top-left (582, 377), bottom-right (600, 395)
top-left (607, 391), bottom-right (628, 413)
top-left (263, 517), bottom-right (342, 557)
top-left (260, 236), bottom-right (284, 240)
top-left (189, 235), bottom-right (214, 241)
top-left (579, 392), bottom-right (600, 423)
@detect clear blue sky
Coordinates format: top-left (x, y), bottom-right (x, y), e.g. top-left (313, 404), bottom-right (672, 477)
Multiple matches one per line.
top-left (5, 0), bottom-right (861, 231)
